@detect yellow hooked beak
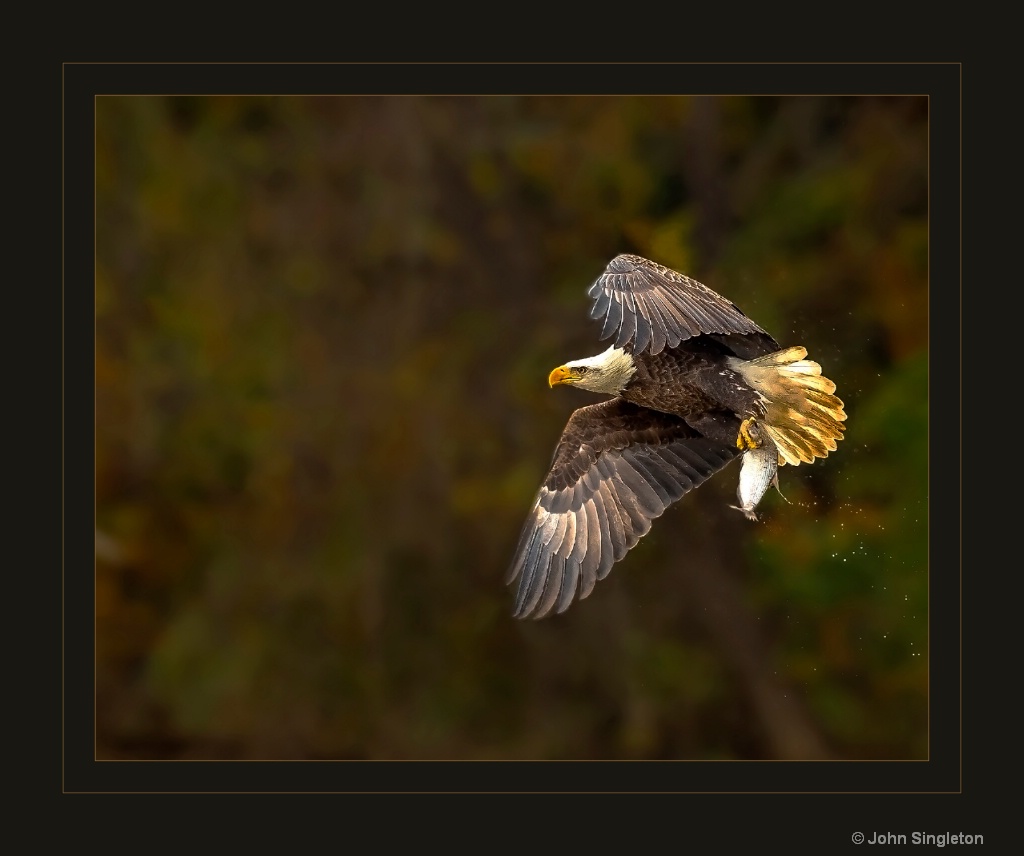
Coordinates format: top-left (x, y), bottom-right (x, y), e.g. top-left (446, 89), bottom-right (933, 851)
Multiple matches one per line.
top-left (548, 365), bottom-right (575, 387)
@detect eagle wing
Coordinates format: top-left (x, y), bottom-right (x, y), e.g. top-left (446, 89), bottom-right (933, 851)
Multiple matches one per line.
top-left (506, 399), bottom-right (738, 619)
top-left (588, 253), bottom-right (774, 356)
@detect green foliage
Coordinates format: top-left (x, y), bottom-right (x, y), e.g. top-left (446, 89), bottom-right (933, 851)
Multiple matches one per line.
top-left (96, 94), bottom-right (928, 760)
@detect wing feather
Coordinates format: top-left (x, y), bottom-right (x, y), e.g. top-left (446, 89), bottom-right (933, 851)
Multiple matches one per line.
top-left (587, 254), bottom-right (771, 355)
top-left (512, 527), bottom-right (545, 616)
top-left (507, 399), bottom-right (738, 619)
top-left (598, 478), bottom-right (628, 560)
top-left (629, 291), bottom-right (655, 354)
top-left (591, 489), bottom-right (616, 581)
top-left (555, 548), bottom-right (582, 615)
top-left (599, 292), bottom-right (623, 340)
top-left (611, 457), bottom-right (662, 518)
top-left (623, 449), bottom-right (674, 505)
top-left (614, 284), bottom-right (639, 350)
top-left (535, 554), bottom-right (566, 619)
top-left (578, 499), bottom-right (602, 598)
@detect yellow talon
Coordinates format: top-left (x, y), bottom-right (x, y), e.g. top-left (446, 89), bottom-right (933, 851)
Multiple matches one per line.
top-left (737, 417), bottom-right (763, 451)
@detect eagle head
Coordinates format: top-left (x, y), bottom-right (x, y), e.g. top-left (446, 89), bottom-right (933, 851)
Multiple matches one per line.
top-left (549, 346), bottom-right (636, 395)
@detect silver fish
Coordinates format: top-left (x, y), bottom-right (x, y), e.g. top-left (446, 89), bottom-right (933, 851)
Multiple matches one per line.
top-left (731, 438), bottom-right (781, 522)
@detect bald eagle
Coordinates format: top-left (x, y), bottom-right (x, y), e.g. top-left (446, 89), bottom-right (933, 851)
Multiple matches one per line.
top-left (506, 254), bottom-right (846, 619)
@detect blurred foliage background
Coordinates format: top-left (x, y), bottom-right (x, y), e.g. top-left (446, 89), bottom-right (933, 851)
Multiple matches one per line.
top-left (95, 95), bottom-right (927, 760)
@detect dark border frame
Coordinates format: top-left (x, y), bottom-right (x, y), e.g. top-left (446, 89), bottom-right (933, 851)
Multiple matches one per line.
top-left (65, 62), bottom-right (961, 795)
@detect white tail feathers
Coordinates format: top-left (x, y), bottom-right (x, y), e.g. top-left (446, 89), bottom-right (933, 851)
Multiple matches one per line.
top-left (732, 346), bottom-right (847, 466)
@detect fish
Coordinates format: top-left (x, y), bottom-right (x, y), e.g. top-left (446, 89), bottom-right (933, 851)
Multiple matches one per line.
top-left (731, 432), bottom-right (784, 522)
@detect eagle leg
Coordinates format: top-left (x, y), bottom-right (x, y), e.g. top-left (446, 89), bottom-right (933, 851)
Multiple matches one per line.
top-left (736, 417), bottom-right (765, 451)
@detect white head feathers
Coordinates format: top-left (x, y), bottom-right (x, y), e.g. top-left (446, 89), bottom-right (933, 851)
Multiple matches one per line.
top-left (566, 346), bottom-right (637, 394)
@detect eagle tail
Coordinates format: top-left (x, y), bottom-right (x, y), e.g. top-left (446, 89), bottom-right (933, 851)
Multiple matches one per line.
top-left (733, 346), bottom-right (847, 466)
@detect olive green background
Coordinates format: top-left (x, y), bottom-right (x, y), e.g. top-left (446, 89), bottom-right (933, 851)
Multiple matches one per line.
top-left (95, 95), bottom-right (928, 760)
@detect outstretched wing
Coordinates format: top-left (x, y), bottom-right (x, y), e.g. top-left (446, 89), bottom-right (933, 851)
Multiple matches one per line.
top-left (588, 253), bottom-right (773, 356)
top-left (506, 399), bottom-right (737, 619)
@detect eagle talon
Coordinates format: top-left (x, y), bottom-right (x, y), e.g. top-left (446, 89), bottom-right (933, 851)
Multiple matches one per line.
top-left (736, 417), bottom-right (763, 451)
